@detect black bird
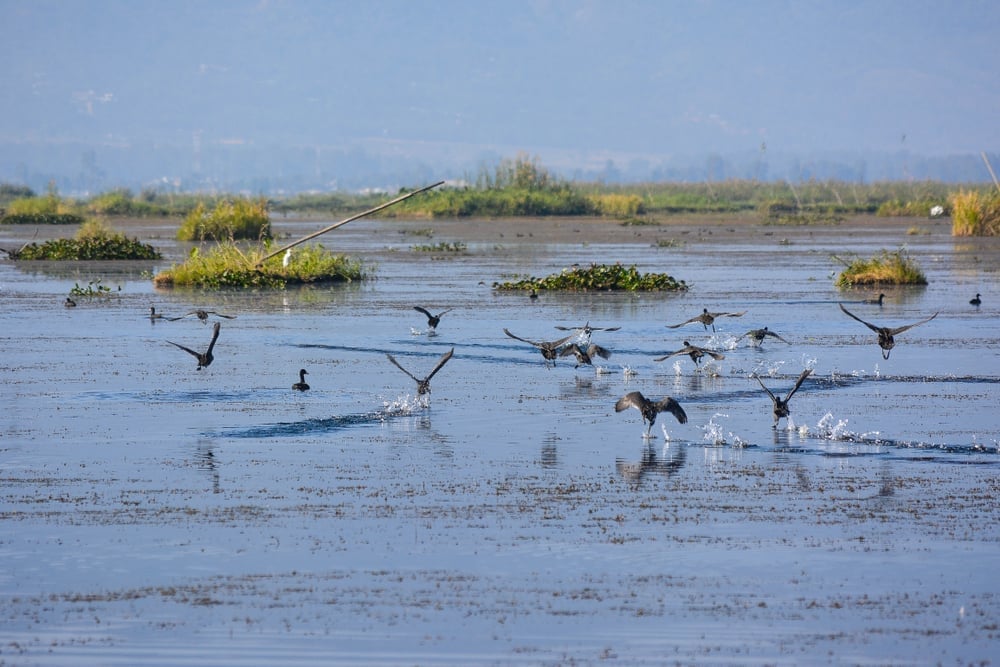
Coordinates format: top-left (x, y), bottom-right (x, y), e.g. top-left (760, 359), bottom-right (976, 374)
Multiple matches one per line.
top-left (64, 297), bottom-right (76, 308)
top-left (559, 342), bottom-right (611, 368)
top-left (666, 308), bottom-right (747, 332)
top-left (970, 293), bottom-right (982, 307)
top-left (386, 347), bottom-right (454, 395)
top-left (168, 309), bottom-right (236, 323)
top-left (529, 289), bottom-right (539, 300)
top-left (503, 328), bottom-right (576, 366)
top-left (554, 321), bottom-right (622, 335)
top-left (167, 321), bottom-right (221, 370)
top-left (413, 306), bottom-right (453, 330)
top-left (839, 303), bottom-right (937, 359)
top-left (863, 293), bottom-right (886, 306)
top-left (654, 341), bottom-right (726, 367)
top-left (615, 391), bottom-right (688, 436)
top-left (148, 306), bottom-right (165, 321)
top-left (756, 369), bottom-right (812, 427)
top-left (737, 326), bottom-right (791, 346)
top-left (292, 368), bottom-right (310, 391)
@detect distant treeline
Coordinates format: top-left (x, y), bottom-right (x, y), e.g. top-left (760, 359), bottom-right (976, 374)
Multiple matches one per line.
top-left (1, 156), bottom-right (995, 223)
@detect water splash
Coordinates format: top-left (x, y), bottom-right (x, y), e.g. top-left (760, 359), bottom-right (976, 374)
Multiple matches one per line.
top-left (701, 413), bottom-right (730, 446)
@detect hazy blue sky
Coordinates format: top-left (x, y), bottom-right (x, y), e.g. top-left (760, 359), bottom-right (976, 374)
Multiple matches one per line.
top-left (2, 0), bottom-right (999, 187)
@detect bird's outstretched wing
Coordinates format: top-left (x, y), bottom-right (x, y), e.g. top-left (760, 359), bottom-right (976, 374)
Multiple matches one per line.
top-left (665, 315), bottom-right (702, 329)
top-left (588, 344), bottom-right (612, 360)
top-left (385, 354), bottom-right (420, 382)
top-left (167, 341), bottom-right (200, 359)
top-left (886, 312), bottom-right (938, 336)
top-left (654, 397), bottom-right (687, 424)
top-left (784, 369), bottom-right (813, 402)
top-left (839, 304), bottom-right (881, 333)
top-left (614, 391), bottom-right (645, 413)
top-left (755, 376), bottom-right (778, 403)
top-left (425, 348), bottom-right (455, 381)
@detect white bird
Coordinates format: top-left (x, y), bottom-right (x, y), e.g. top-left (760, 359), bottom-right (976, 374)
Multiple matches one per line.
top-left (282, 248), bottom-right (293, 268)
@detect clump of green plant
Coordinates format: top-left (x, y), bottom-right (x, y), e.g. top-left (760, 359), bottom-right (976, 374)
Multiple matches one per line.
top-left (176, 197), bottom-right (271, 241)
top-left (834, 249), bottom-right (927, 288)
top-left (1, 184), bottom-right (83, 225)
top-left (950, 189), bottom-right (1000, 236)
top-left (153, 242), bottom-right (366, 289)
top-left (494, 263), bottom-right (688, 292)
top-left (69, 278), bottom-right (119, 298)
top-left (587, 193), bottom-right (644, 217)
top-left (411, 241), bottom-right (467, 252)
top-left (3, 219), bottom-right (161, 260)
top-left (876, 199), bottom-right (938, 217)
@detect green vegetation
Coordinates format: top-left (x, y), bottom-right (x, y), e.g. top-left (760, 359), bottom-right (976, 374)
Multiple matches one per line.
top-left (950, 189), bottom-right (1000, 236)
top-left (3, 219), bottom-right (160, 260)
top-left (176, 197), bottom-right (271, 241)
top-left (494, 263), bottom-right (688, 292)
top-left (69, 278), bottom-right (118, 298)
top-left (153, 242), bottom-right (366, 289)
top-left (835, 249), bottom-right (927, 288)
top-left (1, 184), bottom-right (84, 225)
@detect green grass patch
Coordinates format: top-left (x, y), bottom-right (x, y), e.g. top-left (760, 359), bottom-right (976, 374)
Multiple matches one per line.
top-left (153, 242), bottom-right (367, 289)
top-left (176, 197), bottom-right (271, 241)
top-left (3, 220), bottom-right (160, 260)
top-left (835, 249), bottom-right (927, 288)
top-left (493, 263), bottom-right (687, 292)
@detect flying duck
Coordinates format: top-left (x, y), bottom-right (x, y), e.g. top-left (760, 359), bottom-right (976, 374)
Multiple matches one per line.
top-left (413, 306), bottom-right (453, 330)
top-left (168, 309), bottom-right (237, 323)
top-left (839, 303), bottom-right (937, 359)
top-left (503, 328), bottom-right (576, 367)
top-left (654, 341), bottom-right (726, 367)
top-left (167, 321), bottom-right (221, 370)
top-left (756, 369), bottom-right (812, 427)
top-left (386, 347), bottom-right (454, 395)
top-left (737, 326), bottom-right (791, 346)
top-left (666, 308), bottom-right (746, 332)
top-left (559, 342), bottom-right (612, 368)
top-left (615, 391), bottom-right (688, 436)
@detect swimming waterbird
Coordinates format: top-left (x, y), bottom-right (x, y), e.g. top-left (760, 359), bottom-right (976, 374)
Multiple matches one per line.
top-left (970, 293), bottom-right (982, 307)
top-left (292, 368), bottom-right (310, 391)
top-left (863, 293), bottom-right (886, 306)
top-left (167, 321), bottom-right (221, 370)
top-left (839, 303), bottom-right (937, 359)
top-left (386, 347), bottom-right (454, 395)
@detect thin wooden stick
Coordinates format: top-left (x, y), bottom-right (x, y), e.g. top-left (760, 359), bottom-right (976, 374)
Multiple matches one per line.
top-left (981, 152), bottom-right (1000, 194)
top-left (256, 180), bottom-right (444, 267)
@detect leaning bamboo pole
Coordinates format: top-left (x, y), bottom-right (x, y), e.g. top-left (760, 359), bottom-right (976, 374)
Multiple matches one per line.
top-left (981, 152), bottom-right (1000, 195)
top-left (256, 180), bottom-right (444, 267)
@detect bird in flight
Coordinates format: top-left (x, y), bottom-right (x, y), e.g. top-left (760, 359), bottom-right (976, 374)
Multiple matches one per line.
top-left (503, 328), bottom-right (576, 367)
top-left (167, 322), bottom-right (221, 370)
top-left (615, 391), bottom-right (688, 436)
top-left (386, 347), bottom-right (454, 395)
top-left (666, 308), bottom-right (746, 332)
top-left (839, 304), bottom-right (937, 359)
top-left (559, 342), bottom-right (611, 368)
top-left (756, 369), bottom-right (812, 427)
top-left (654, 341), bottom-right (726, 367)
top-left (737, 326), bottom-right (790, 346)
top-left (168, 309), bottom-right (236, 323)
top-left (413, 306), bottom-right (453, 331)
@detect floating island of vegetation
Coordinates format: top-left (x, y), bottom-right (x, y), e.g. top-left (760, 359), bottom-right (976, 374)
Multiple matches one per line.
top-left (153, 242), bottom-right (367, 289)
top-left (835, 249), bottom-right (927, 288)
top-left (493, 263), bottom-right (688, 292)
top-left (1, 220), bottom-right (160, 260)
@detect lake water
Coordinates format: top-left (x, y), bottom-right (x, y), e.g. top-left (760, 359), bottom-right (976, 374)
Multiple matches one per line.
top-left (1, 215), bottom-right (998, 664)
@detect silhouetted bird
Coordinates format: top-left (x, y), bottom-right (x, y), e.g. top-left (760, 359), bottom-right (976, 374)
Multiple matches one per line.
top-left (863, 293), bottom-right (886, 306)
top-left (386, 347), bottom-right (454, 395)
top-left (615, 391), bottom-right (688, 435)
top-left (292, 368), bottom-right (310, 391)
top-left (737, 326), bottom-right (791, 346)
top-left (756, 369), bottom-right (812, 427)
top-left (970, 293), bottom-right (982, 307)
top-left (413, 306), bottom-right (453, 330)
top-left (666, 308), bottom-right (746, 332)
top-left (503, 328), bottom-right (576, 367)
top-left (654, 341), bottom-right (726, 366)
top-left (167, 321), bottom-right (221, 370)
top-left (148, 306), bottom-right (165, 321)
top-left (64, 297), bottom-right (76, 308)
top-left (529, 289), bottom-right (539, 300)
top-left (839, 303), bottom-right (937, 359)
top-left (559, 342), bottom-right (611, 368)
top-left (554, 321), bottom-right (622, 335)
top-left (168, 309), bottom-right (236, 323)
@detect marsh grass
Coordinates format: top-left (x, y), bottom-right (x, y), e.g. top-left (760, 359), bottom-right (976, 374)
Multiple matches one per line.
top-left (153, 242), bottom-right (366, 289)
top-left (411, 241), bottom-right (467, 252)
top-left (176, 198), bottom-right (271, 241)
top-left (950, 189), bottom-right (1000, 236)
top-left (3, 219), bottom-right (160, 260)
top-left (493, 263), bottom-right (687, 292)
top-left (835, 249), bottom-right (927, 288)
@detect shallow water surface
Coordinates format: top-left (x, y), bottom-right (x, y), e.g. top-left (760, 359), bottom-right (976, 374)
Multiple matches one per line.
top-left (1, 216), bottom-right (999, 664)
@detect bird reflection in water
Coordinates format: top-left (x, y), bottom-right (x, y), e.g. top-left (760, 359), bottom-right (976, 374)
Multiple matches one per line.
top-left (615, 443), bottom-right (687, 489)
top-left (194, 440), bottom-right (221, 494)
